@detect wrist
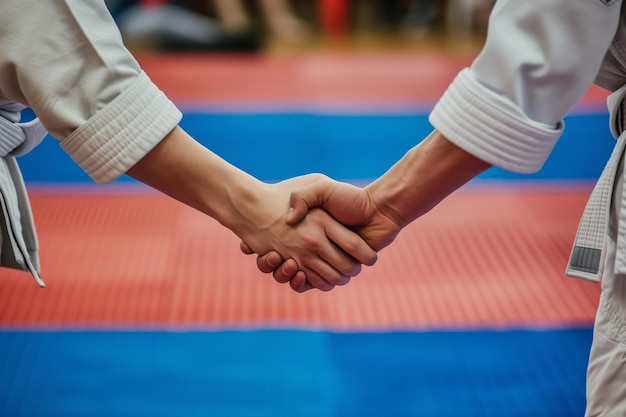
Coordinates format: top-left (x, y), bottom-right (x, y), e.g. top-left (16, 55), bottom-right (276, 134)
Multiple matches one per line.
top-left (218, 176), bottom-right (272, 240)
top-left (366, 130), bottom-right (491, 228)
top-left (366, 176), bottom-right (412, 230)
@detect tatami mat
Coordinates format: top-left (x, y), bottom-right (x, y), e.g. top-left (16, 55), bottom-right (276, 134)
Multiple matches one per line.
top-left (0, 50), bottom-right (608, 417)
top-left (0, 184), bottom-right (600, 330)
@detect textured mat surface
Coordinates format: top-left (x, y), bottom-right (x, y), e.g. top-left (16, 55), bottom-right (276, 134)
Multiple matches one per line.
top-left (0, 185), bottom-right (601, 329)
top-left (135, 53), bottom-right (610, 110)
top-left (0, 52), bottom-right (609, 417)
top-left (0, 328), bottom-right (592, 417)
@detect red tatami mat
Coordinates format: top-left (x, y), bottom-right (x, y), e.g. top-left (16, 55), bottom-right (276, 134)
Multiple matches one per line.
top-left (136, 53), bottom-right (610, 109)
top-left (0, 184), bottom-right (601, 330)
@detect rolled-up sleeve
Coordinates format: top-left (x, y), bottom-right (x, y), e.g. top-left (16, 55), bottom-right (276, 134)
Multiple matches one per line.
top-left (430, 0), bottom-right (622, 173)
top-left (0, 0), bottom-right (182, 183)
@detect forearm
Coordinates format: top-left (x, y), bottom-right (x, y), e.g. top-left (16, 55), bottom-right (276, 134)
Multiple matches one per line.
top-left (127, 126), bottom-right (377, 288)
top-left (126, 125), bottom-right (265, 236)
top-left (366, 129), bottom-right (491, 228)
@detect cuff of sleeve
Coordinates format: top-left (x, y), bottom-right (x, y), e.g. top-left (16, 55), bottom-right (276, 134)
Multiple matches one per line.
top-left (429, 69), bottom-right (563, 174)
top-left (60, 71), bottom-right (182, 184)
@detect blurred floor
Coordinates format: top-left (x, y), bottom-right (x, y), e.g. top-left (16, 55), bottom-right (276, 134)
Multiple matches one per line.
top-left (0, 186), bottom-right (602, 329)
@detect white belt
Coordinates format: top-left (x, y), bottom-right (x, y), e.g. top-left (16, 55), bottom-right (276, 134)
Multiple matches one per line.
top-left (0, 116), bottom-right (47, 157)
top-left (567, 84), bottom-right (626, 281)
top-left (0, 114), bottom-right (47, 287)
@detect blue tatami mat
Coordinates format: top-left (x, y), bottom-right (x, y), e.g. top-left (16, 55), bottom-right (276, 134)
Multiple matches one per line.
top-left (0, 328), bottom-right (592, 417)
top-left (16, 111), bottom-right (613, 184)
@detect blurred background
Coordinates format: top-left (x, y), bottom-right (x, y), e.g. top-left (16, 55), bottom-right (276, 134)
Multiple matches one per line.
top-left (0, 1), bottom-right (615, 416)
top-left (106, 0), bottom-right (494, 54)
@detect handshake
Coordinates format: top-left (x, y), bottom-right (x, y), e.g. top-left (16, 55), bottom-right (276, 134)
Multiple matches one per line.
top-left (238, 173), bottom-right (404, 293)
top-left (129, 126), bottom-right (489, 293)
top-left (236, 129), bottom-right (491, 293)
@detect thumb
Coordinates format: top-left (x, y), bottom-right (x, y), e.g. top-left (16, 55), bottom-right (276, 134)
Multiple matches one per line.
top-left (286, 180), bottom-right (332, 225)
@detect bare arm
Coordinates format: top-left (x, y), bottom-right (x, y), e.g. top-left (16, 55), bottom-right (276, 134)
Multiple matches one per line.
top-left (283, 129), bottom-right (492, 250)
top-left (128, 125), bottom-right (377, 290)
top-left (0, 1), bottom-right (377, 292)
top-left (243, 0), bottom-right (623, 288)
top-left (246, 130), bottom-right (491, 291)
top-left (365, 129), bottom-right (492, 234)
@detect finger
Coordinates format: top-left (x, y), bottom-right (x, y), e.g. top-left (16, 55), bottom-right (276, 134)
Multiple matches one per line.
top-left (313, 246), bottom-right (361, 283)
top-left (324, 220), bottom-right (378, 267)
top-left (255, 251), bottom-right (284, 274)
top-left (286, 180), bottom-right (332, 225)
top-left (300, 260), bottom-right (343, 291)
top-left (289, 270), bottom-right (339, 293)
top-left (272, 259), bottom-right (300, 283)
top-left (303, 261), bottom-right (351, 287)
top-left (303, 210), bottom-right (369, 278)
top-left (271, 259), bottom-right (340, 292)
top-left (240, 241), bottom-right (254, 255)
top-left (290, 279), bottom-right (313, 293)
top-left (288, 271), bottom-right (311, 293)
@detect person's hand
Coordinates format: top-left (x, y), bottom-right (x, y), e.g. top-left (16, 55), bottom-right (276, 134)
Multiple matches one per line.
top-left (286, 176), bottom-right (402, 251)
top-left (242, 175), bottom-right (403, 291)
top-left (237, 174), bottom-right (378, 292)
top-left (126, 126), bottom-right (373, 293)
top-left (242, 130), bottom-right (493, 291)
top-left (240, 241), bottom-right (306, 290)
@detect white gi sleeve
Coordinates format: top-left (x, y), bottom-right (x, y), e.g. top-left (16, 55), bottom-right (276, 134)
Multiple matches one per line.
top-left (0, 0), bottom-right (182, 183)
top-left (430, 0), bottom-right (622, 173)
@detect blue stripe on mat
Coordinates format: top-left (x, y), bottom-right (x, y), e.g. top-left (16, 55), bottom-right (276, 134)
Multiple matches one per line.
top-left (17, 111), bottom-right (613, 184)
top-left (0, 328), bottom-right (592, 417)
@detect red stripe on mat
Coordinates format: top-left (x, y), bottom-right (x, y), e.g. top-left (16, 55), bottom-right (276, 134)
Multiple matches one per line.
top-left (137, 53), bottom-right (608, 109)
top-left (0, 185), bottom-right (600, 329)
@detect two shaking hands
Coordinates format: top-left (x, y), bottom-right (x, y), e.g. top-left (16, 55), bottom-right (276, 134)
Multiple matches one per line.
top-left (239, 129), bottom-right (492, 293)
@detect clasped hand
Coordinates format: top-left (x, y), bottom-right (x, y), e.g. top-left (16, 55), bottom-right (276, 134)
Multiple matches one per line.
top-left (241, 174), bottom-right (402, 292)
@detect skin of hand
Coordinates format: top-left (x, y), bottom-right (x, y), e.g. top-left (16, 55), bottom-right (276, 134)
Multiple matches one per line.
top-left (126, 125), bottom-right (377, 291)
top-left (241, 175), bottom-right (401, 292)
top-left (240, 179), bottom-right (399, 291)
top-left (243, 130), bottom-right (492, 291)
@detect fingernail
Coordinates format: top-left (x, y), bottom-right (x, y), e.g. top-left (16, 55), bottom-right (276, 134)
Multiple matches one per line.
top-left (286, 207), bottom-right (294, 222)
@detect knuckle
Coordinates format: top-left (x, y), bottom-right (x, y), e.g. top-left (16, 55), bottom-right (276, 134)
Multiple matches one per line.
top-left (302, 234), bottom-right (322, 250)
top-left (308, 209), bottom-right (326, 223)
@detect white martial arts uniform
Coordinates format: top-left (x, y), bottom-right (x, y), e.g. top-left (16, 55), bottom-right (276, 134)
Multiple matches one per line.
top-left (430, 0), bottom-right (626, 414)
top-left (0, 0), bottom-right (182, 285)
